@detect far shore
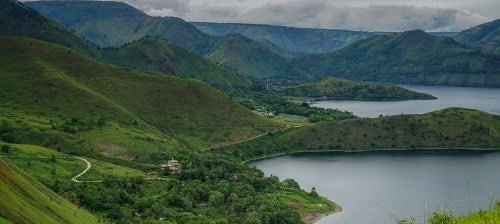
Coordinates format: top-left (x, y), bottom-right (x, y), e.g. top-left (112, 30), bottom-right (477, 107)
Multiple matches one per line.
top-left (242, 147), bottom-right (500, 165)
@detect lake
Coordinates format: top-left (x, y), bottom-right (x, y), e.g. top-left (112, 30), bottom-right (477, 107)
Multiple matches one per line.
top-left (313, 85), bottom-right (500, 117)
top-left (251, 150), bottom-right (500, 224)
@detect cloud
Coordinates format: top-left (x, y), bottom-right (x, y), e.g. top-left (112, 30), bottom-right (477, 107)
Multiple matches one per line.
top-left (131, 0), bottom-right (492, 31)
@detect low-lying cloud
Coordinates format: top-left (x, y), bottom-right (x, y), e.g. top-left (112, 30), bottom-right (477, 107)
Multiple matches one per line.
top-left (128, 0), bottom-right (493, 31)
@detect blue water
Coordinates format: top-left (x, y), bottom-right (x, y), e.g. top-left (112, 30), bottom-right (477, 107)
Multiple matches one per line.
top-left (252, 150), bottom-right (500, 224)
top-left (313, 85), bottom-right (500, 117)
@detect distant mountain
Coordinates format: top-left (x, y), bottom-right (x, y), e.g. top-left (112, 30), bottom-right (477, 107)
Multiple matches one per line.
top-left (454, 19), bottom-right (500, 54)
top-left (193, 22), bottom-right (374, 54)
top-left (0, 0), bottom-right (96, 55)
top-left (276, 77), bottom-right (435, 100)
top-left (296, 30), bottom-right (500, 87)
top-left (25, 0), bottom-right (216, 53)
top-left (206, 34), bottom-right (310, 84)
top-left (27, 1), bottom-right (308, 83)
top-left (101, 37), bottom-right (252, 90)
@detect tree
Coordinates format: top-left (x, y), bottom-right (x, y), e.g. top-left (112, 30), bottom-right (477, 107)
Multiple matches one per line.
top-left (1, 144), bottom-right (9, 153)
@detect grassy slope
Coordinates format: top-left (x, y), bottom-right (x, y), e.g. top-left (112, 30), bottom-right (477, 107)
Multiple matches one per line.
top-left (454, 19), bottom-right (500, 54)
top-left (193, 22), bottom-right (374, 54)
top-left (218, 108), bottom-right (500, 160)
top-left (0, 158), bottom-right (99, 224)
top-left (101, 37), bottom-right (252, 91)
top-left (276, 77), bottom-right (436, 100)
top-left (296, 30), bottom-right (500, 87)
top-left (0, 36), bottom-right (281, 150)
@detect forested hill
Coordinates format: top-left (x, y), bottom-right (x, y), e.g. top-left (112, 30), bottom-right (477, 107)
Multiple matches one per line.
top-left (454, 19), bottom-right (500, 54)
top-left (276, 77), bottom-right (436, 100)
top-left (295, 30), bottom-right (500, 87)
top-left (219, 108), bottom-right (500, 160)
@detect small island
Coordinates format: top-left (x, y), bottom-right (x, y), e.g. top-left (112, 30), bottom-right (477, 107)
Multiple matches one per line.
top-left (276, 77), bottom-right (436, 101)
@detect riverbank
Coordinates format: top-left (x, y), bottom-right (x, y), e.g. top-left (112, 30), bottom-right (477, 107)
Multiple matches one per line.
top-left (301, 204), bottom-right (342, 224)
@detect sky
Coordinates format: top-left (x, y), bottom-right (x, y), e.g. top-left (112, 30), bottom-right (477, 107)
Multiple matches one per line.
top-left (118, 0), bottom-right (499, 32)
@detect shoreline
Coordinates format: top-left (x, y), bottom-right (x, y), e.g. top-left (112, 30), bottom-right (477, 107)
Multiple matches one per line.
top-left (301, 204), bottom-right (343, 224)
top-left (242, 147), bottom-right (500, 165)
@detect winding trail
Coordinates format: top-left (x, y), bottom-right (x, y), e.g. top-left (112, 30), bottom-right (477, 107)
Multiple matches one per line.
top-left (206, 126), bottom-right (294, 150)
top-left (71, 157), bottom-right (103, 183)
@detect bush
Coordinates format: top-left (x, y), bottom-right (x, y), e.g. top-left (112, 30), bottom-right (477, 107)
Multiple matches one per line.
top-left (428, 212), bottom-right (452, 224)
top-left (1, 144), bottom-right (9, 153)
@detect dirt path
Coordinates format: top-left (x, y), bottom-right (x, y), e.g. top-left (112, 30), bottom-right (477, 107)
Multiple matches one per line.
top-left (71, 157), bottom-right (103, 183)
top-left (206, 126), bottom-right (294, 150)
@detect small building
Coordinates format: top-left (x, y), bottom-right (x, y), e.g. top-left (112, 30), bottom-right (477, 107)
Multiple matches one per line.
top-left (161, 158), bottom-right (181, 173)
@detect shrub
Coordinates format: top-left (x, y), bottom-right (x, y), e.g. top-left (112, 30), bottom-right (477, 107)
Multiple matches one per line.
top-left (1, 144), bottom-right (9, 153)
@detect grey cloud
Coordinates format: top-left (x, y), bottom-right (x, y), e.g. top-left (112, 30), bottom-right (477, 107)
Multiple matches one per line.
top-left (141, 0), bottom-right (490, 31)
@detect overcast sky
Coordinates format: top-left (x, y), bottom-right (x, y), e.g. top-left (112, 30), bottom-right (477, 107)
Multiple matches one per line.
top-left (119, 0), bottom-right (498, 31)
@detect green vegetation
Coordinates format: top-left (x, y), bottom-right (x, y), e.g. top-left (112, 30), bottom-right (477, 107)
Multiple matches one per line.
top-left (399, 201), bottom-right (500, 224)
top-left (206, 34), bottom-right (310, 84)
top-left (0, 36), bottom-right (281, 149)
top-left (101, 37), bottom-right (252, 91)
top-left (0, 158), bottom-right (99, 224)
top-left (218, 108), bottom-right (500, 160)
top-left (233, 91), bottom-right (356, 123)
top-left (296, 30), bottom-right (500, 87)
top-left (193, 22), bottom-right (374, 54)
top-left (454, 19), bottom-right (500, 54)
top-left (276, 77), bottom-right (436, 100)
top-left (26, 1), bottom-right (310, 84)
top-left (0, 35), bottom-right (332, 223)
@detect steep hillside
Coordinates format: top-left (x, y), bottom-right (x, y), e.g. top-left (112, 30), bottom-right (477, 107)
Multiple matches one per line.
top-left (25, 0), bottom-right (216, 53)
top-left (276, 77), bottom-right (436, 100)
top-left (101, 37), bottom-right (252, 90)
top-left (0, 36), bottom-right (281, 150)
top-left (0, 158), bottom-right (99, 224)
top-left (207, 34), bottom-right (310, 84)
top-left (296, 30), bottom-right (500, 87)
top-left (0, 0), bottom-right (96, 55)
top-left (454, 19), bottom-right (500, 54)
top-left (193, 22), bottom-right (374, 54)
top-left (218, 108), bottom-right (500, 160)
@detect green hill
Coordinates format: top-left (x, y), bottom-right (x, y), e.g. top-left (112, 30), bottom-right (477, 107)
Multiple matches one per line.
top-left (206, 34), bottom-right (311, 84)
top-left (454, 19), bottom-right (500, 54)
top-left (296, 30), bottom-right (500, 87)
top-left (2, 0), bottom-right (250, 91)
top-left (218, 108), bottom-right (500, 160)
top-left (26, 1), bottom-right (310, 83)
top-left (0, 0), bottom-right (96, 55)
top-left (25, 0), bottom-right (216, 53)
top-left (0, 35), bottom-right (281, 150)
top-left (276, 77), bottom-right (436, 100)
top-left (101, 37), bottom-right (252, 90)
top-left (0, 158), bottom-right (99, 224)
top-left (193, 22), bottom-right (374, 54)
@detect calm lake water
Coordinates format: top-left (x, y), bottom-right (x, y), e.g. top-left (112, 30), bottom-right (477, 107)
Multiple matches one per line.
top-left (251, 150), bottom-right (500, 224)
top-left (313, 85), bottom-right (500, 117)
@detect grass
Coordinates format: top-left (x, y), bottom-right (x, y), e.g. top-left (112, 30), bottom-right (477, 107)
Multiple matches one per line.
top-left (450, 203), bottom-right (500, 224)
top-left (0, 158), bottom-right (100, 224)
